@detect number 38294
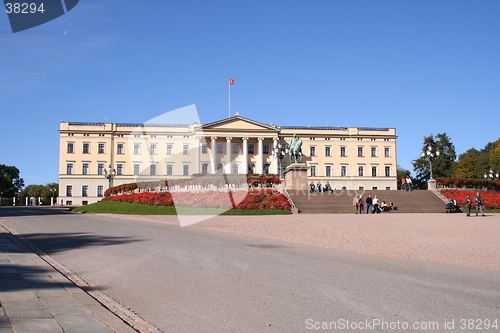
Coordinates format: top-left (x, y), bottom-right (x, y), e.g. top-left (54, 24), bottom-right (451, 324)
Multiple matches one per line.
top-left (5, 3), bottom-right (45, 14)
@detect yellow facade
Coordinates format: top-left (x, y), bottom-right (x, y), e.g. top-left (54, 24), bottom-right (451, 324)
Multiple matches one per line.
top-left (58, 115), bottom-right (397, 205)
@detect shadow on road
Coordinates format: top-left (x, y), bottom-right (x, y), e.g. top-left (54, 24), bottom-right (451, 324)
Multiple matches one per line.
top-left (0, 206), bottom-right (74, 217)
top-left (17, 232), bottom-right (141, 254)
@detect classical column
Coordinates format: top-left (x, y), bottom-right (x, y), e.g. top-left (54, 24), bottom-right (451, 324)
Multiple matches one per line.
top-left (195, 136), bottom-right (201, 174)
top-left (242, 138), bottom-right (248, 174)
top-left (210, 137), bottom-right (217, 174)
top-left (225, 137), bottom-right (232, 174)
top-left (257, 137), bottom-right (264, 174)
top-left (272, 138), bottom-right (279, 174)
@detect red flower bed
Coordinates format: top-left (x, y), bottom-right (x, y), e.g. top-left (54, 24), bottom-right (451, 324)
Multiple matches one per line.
top-left (102, 189), bottom-right (291, 211)
top-left (440, 190), bottom-right (500, 210)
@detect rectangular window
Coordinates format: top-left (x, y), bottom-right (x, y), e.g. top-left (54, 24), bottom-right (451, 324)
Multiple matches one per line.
top-left (372, 166), bottom-right (378, 177)
top-left (232, 144), bottom-right (239, 154)
top-left (217, 163), bottom-right (223, 174)
top-left (310, 146), bottom-right (316, 157)
top-left (66, 185), bottom-right (72, 197)
top-left (166, 164), bottom-right (173, 176)
top-left (371, 146), bottom-right (377, 157)
top-left (133, 164), bottom-right (140, 176)
top-left (133, 143), bottom-right (140, 155)
top-left (97, 186), bottom-right (104, 197)
top-left (340, 146), bottom-right (347, 157)
top-left (201, 143), bottom-right (208, 154)
top-left (217, 143), bottom-right (223, 154)
top-left (116, 164), bottom-right (123, 175)
top-left (150, 144), bottom-right (158, 155)
top-left (67, 142), bottom-right (74, 154)
top-left (263, 163), bottom-right (270, 174)
top-left (82, 163), bottom-right (89, 175)
top-left (98, 143), bottom-right (105, 154)
top-left (82, 185), bottom-right (88, 197)
top-left (325, 165), bottom-right (332, 177)
top-left (357, 146), bottom-right (364, 157)
top-left (183, 165), bottom-right (189, 176)
top-left (384, 147), bottom-right (391, 157)
top-left (325, 146), bottom-right (331, 157)
top-left (117, 143), bottom-right (124, 154)
top-left (201, 163), bottom-right (208, 174)
top-left (82, 143), bottom-right (90, 154)
top-left (166, 144), bottom-right (173, 155)
top-left (232, 163), bottom-right (239, 174)
top-left (248, 163), bottom-right (255, 174)
top-left (97, 164), bottom-right (104, 175)
top-left (310, 165), bottom-right (317, 177)
top-left (341, 165), bottom-right (347, 177)
top-left (66, 163), bottom-right (74, 175)
top-left (150, 164), bottom-right (157, 176)
top-left (385, 166), bottom-right (391, 177)
top-left (248, 144), bottom-right (254, 154)
top-left (183, 144), bottom-right (190, 155)
top-left (263, 144), bottom-right (269, 155)
top-left (358, 165), bottom-right (364, 177)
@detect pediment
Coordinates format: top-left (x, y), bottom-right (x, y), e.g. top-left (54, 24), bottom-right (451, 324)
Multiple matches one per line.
top-left (202, 115), bottom-right (278, 131)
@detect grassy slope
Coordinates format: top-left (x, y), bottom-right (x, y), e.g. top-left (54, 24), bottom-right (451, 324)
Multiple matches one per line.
top-left (71, 200), bottom-right (291, 215)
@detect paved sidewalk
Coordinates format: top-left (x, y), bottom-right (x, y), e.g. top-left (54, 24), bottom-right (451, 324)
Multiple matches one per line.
top-left (0, 224), bottom-right (137, 333)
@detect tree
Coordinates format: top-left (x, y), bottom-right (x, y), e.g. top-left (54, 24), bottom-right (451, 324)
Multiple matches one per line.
top-left (0, 165), bottom-right (24, 197)
top-left (490, 138), bottom-right (500, 176)
top-left (412, 133), bottom-right (457, 183)
top-left (19, 183), bottom-right (59, 205)
top-left (453, 157), bottom-right (475, 179)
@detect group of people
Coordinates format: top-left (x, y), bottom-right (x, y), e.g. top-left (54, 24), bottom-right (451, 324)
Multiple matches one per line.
top-left (447, 192), bottom-right (486, 217)
top-left (309, 181), bottom-right (333, 193)
top-left (400, 176), bottom-right (413, 191)
top-left (353, 194), bottom-right (395, 214)
top-left (463, 192), bottom-right (486, 217)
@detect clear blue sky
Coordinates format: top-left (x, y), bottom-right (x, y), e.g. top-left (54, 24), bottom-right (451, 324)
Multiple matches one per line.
top-left (1, 1), bottom-right (499, 186)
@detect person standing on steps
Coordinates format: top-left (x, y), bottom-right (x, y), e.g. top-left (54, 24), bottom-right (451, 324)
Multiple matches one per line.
top-left (405, 176), bottom-right (413, 191)
top-left (359, 195), bottom-right (365, 214)
top-left (353, 194), bottom-right (359, 214)
top-left (372, 195), bottom-right (380, 214)
top-left (475, 192), bottom-right (486, 216)
top-left (366, 195), bottom-right (373, 214)
top-left (401, 177), bottom-right (407, 191)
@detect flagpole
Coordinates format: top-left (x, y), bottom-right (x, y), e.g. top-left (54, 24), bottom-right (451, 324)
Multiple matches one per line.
top-left (228, 79), bottom-right (231, 118)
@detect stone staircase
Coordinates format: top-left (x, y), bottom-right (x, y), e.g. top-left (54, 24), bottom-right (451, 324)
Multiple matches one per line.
top-left (288, 190), bottom-right (447, 214)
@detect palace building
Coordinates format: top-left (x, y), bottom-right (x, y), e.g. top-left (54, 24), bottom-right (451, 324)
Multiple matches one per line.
top-left (58, 115), bottom-right (397, 205)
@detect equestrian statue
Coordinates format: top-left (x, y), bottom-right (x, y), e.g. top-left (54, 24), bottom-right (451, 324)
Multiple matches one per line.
top-left (289, 134), bottom-right (304, 164)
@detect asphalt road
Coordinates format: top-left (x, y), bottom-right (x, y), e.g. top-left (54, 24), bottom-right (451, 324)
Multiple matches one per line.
top-left (1, 207), bottom-right (499, 333)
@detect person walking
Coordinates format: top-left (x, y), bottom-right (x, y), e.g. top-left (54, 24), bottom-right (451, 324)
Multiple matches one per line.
top-left (353, 194), bottom-right (360, 214)
top-left (405, 176), bottom-right (413, 191)
top-left (465, 195), bottom-right (472, 217)
top-left (359, 195), bottom-right (365, 214)
top-left (372, 195), bottom-right (380, 214)
top-left (475, 192), bottom-right (485, 216)
top-left (366, 195), bottom-right (373, 214)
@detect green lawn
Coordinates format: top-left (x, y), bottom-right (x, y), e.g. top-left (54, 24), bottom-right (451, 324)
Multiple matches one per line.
top-left (71, 200), bottom-right (291, 215)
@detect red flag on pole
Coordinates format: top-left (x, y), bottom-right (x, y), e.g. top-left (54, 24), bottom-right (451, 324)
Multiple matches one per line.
top-left (229, 79), bottom-right (235, 85)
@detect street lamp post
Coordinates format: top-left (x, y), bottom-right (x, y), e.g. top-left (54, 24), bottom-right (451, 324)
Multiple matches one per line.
top-left (104, 165), bottom-right (116, 189)
top-left (50, 188), bottom-right (57, 206)
top-left (421, 146), bottom-right (440, 180)
top-left (273, 140), bottom-right (289, 179)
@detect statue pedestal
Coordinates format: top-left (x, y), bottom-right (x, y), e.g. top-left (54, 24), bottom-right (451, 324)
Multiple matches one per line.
top-left (427, 179), bottom-right (437, 190)
top-left (284, 164), bottom-right (309, 191)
